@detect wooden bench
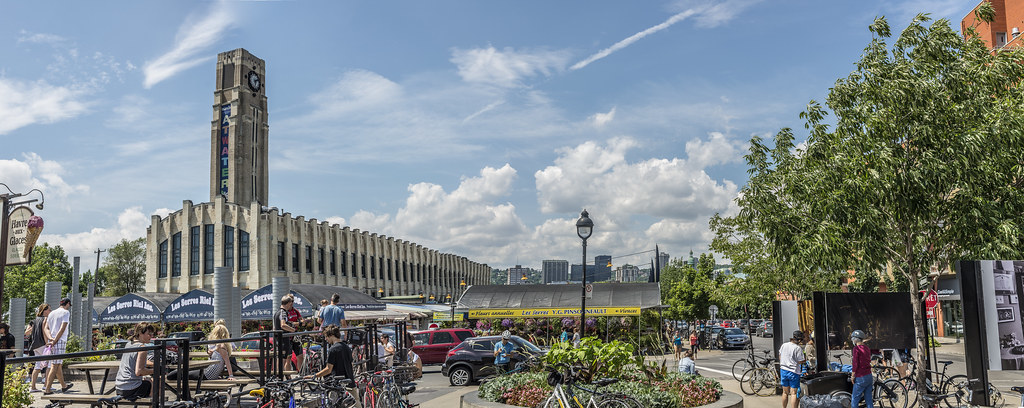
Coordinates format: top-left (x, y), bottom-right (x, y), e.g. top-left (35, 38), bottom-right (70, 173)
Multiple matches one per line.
top-left (40, 393), bottom-right (151, 407)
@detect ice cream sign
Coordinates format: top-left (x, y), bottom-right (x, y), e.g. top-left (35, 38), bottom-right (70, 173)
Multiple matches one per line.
top-left (6, 207), bottom-right (42, 266)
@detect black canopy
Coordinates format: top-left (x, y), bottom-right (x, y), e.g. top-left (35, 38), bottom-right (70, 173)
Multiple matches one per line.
top-left (163, 289), bottom-right (215, 322)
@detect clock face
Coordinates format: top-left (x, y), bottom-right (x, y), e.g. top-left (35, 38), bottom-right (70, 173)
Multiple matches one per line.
top-left (247, 71), bottom-right (261, 92)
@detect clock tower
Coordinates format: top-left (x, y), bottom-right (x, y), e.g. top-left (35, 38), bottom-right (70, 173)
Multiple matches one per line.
top-left (210, 48), bottom-right (269, 208)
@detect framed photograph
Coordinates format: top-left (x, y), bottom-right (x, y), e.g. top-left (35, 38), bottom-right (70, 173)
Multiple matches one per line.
top-left (997, 296), bottom-right (1007, 305)
top-left (997, 307), bottom-right (1015, 323)
top-left (1014, 295), bottom-right (1019, 304)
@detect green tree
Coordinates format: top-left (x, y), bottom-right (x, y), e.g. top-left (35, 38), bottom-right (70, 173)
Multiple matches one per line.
top-left (100, 238), bottom-right (146, 296)
top-left (661, 259), bottom-right (715, 322)
top-left (717, 6), bottom-right (1024, 395)
top-left (490, 268), bottom-right (508, 285)
top-left (1, 243), bottom-right (73, 324)
top-left (848, 270), bottom-right (880, 293)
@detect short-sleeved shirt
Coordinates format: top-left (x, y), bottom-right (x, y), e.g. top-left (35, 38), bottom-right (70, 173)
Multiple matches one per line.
top-left (47, 307), bottom-right (71, 343)
top-left (326, 342), bottom-right (355, 381)
top-left (494, 340), bottom-right (515, 364)
top-left (274, 308), bottom-right (297, 332)
top-left (689, 334), bottom-right (698, 346)
top-left (673, 336), bottom-right (683, 346)
top-left (779, 341), bottom-right (806, 373)
top-left (320, 305), bottom-right (344, 328)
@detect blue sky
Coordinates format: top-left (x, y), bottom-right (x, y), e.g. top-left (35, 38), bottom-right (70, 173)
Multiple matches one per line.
top-left (0, 0), bottom-right (979, 271)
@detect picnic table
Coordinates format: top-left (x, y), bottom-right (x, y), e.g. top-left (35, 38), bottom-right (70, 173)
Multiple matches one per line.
top-left (68, 359), bottom-right (217, 395)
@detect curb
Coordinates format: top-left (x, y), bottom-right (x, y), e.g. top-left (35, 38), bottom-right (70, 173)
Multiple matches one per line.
top-left (460, 389), bottom-right (744, 408)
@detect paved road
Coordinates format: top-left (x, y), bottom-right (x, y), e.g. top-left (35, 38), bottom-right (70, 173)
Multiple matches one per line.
top-left (26, 336), bottom-right (1024, 407)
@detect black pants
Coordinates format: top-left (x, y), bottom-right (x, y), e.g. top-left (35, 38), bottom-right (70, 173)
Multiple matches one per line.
top-left (117, 380), bottom-right (152, 400)
top-left (166, 369), bottom-right (204, 380)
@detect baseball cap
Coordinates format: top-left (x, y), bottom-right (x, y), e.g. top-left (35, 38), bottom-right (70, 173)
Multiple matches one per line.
top-left (792, 330), bottom-right (804, 340)
top-left (60, 297), bottom-right (72, 306)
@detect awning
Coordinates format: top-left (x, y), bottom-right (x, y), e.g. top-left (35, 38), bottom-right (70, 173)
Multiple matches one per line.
top-left (344, 309), bottom-right (407, 321)
top-left (459, 282), bottom-right (660, 318)
top-left (98, 293), bottom-right (162, 324)
top-left (163, 289), bottom-right (215, 322)
top-left (386, 304), bottom-right (433, 319)
top-left (291, 284), bottom-right (385, 311)
top-left (241, 284), bottom-right (314, 320)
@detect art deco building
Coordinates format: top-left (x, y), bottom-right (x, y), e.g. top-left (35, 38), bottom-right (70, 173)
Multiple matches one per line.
top-left (145, 49), bottom-right (489, 297)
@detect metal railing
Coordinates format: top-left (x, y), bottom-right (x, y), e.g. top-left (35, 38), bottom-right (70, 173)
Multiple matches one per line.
top-left (0, 321), bottom-right (408, 405)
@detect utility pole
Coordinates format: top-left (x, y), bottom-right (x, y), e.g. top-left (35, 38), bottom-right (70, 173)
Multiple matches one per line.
top-left (94, 248), bottom-right (106, 289)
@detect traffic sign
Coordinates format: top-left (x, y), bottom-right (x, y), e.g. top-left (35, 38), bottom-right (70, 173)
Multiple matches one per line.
top-left (585, 284), bottom-right (593, 299)
top-left (924, 290), bottom-right (938, 309)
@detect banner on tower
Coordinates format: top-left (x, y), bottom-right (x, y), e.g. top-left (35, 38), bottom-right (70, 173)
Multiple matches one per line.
top-left (219, 104), bottom-right (231, 196)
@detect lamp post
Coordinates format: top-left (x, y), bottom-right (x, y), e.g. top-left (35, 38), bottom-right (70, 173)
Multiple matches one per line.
top-left (446, 293), bottom-right (454, 327)
top-left (0, 184), bottom-right (45, 305)
top-left (575, 209), bottom-right (594, 335)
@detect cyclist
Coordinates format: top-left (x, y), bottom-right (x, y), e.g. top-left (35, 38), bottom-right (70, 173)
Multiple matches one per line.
top-left (850, 330), bottom-right (873, 408)
top-left (493, 331), bottom-right (515, 373)
top-left (779, 330), bottom-right (807, 408)
top-left (309, 325), bottom-right (355, 382)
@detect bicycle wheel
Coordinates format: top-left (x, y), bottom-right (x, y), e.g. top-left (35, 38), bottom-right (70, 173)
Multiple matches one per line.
top-left (941, 375), bottom-right (969, 408)
top-left (753, 367), bottom-right (778, 397)
top-left (875, 379), bottom-right (908, 408)
top-left (732, 359), bottom-right (752, 381)
top-left (540, 395), bottom-right (560, 408)
top-left (596, 397), bottom-right (634, 408)
top-left (739, 368), bottom-right (758, 396)
top-left (988, 383), bottom-right (1004, 407)
top-left (873, 366), bottom-right (901, 381)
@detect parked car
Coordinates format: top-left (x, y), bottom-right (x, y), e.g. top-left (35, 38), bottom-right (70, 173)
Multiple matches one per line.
top-left (721, 320), bottom-right (734, 328)
top-left (166, 331), bottom-right (205, 353)
top-left (749, 319), bottom-right (763, 332)
top-left (718, 328), bottom-right (751, 350)
top-left (441, 335), bottom-right (544, 386)
top-left (411, 328), bottom-right (475, 364)
top-left (757, 321), bottom-right (774, 337)
top-left (700, 326), bottom-right (724, 349)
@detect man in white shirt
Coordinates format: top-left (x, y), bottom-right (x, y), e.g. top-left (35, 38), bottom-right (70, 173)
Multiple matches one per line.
top-left (778, 330), bottom-right (806, 408)
top-left (43, 298), bottom-right (73, 394)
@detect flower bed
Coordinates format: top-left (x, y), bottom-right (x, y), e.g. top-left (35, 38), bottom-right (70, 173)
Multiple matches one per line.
top-left (478, 371), bottom-right (722, 408)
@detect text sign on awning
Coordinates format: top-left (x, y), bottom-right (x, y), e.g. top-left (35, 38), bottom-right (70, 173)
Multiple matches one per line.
top-left (468, 307), bottom-right (641, 319)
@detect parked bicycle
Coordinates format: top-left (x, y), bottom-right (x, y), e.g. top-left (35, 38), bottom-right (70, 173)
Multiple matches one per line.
top-left (541, 363), bottom-right (642, 408)
top-left (739, 353), bottom-right (779, 397)
top-left (731, 348), bottom-right (772, 381)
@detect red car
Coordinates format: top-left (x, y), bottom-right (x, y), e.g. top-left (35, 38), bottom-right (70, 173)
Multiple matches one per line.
top-left (722, 320), bottom-right (734, 328)
top-left (411, 329), bottom-right (475, 364)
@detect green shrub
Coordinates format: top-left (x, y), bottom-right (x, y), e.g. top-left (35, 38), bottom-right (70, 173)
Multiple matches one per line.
top-left (543, 337), bottom-right (636, 382)
top-left (3, 365), bottom-right (33, 408)
top-left (478, 372), bottom-right (551, 404)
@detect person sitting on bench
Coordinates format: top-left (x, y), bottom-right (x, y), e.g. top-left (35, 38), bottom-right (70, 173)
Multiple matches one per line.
top-left (115, 322), bottom-right (157, 400)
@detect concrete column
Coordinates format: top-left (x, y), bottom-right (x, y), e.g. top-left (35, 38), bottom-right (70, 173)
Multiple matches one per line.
top-left (272, 276), bottom-right (290, 318)
top-left (70, 256), bottom-right (81, 339)
top-left (44, 281), bottom-right (62, 310)
top-left (9, 298), bottom-right (25, 357)
top-left (230, 286), bottom-right (241, 341)
top-left (84, 283), bottom-right (95, 352)
top-left (214, 266), bottom-right (231, 323)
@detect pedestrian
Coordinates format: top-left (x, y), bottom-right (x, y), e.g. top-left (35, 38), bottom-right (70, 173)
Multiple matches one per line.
top-left (571, 327), bottom-right (581, 347)
top-left (779, 330), bottom-right (807, 408)
top-left (115, 322), bottom-right (157, 400)
top-left (493, 331), bottom-right (515, 373)
top-left (689, 330), bottom-right (699, 357)
top-left (0, 323), bottom-right (16, 357)
top-left (377, 333), bottom-right (396, 367)
top-left (273, 295), bottom-right (301, 371)
top-left (559, 328), bottom-right (570, 343)
top-left (28, 303), bottom-right (51, 392)
top-left (850, 330), bottom-right (873, 408)
top-left (678, 350), bottom-right (696, 374)
top-left (43, 298), bottom-right (73, 394)
top-left (804, 335), bottom-right (816, 372)
top-left (318, 293), bottom-right (345, 329)
top-left (673, 331), bottom-right (683, 360)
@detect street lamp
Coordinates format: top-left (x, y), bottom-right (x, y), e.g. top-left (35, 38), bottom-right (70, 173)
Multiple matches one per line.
top-left (0, 184), bottom-right (45, 304)
top-left (576, 209), bottom-right (594, 334)
top-left (447, 293), bottom-right (455, 327)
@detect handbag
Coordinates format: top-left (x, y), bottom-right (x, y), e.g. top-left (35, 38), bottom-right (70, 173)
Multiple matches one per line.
top-left (37, 345), bottom-right (53, 368)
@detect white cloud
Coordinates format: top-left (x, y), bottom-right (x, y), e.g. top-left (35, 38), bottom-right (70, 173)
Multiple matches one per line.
top-left (143, 0), bottom-right (235, 88)
top-left (451, 46), bottom-right (571, 87)
top-left (684, 131), bottom-right (746, 168)
top-left (39, 207), bottom-right (150, 261)
top-left (535, 137), bottom-right (738, 220)
top-left (336, 164), bottom-right (530, 262)
top-left (0, 153), bottom-right (89, 205)
top-left (590, 107), bottom-right (616, 127)
top-left (0, 78), bottom-right (89, 135)
top-left (304, 70), bottom-right (403, 120)
top-left (17, 30), bottom-right (68, 45)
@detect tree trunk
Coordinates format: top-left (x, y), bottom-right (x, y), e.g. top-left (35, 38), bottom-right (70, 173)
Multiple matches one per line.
top-left (908, 272), bottom-right (929, 397)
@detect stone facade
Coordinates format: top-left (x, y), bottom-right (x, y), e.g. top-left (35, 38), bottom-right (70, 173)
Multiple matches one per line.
top-left (144, 48), bottom-right (489, 297)
top-left (145, 197), bottom-right (490, 297)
